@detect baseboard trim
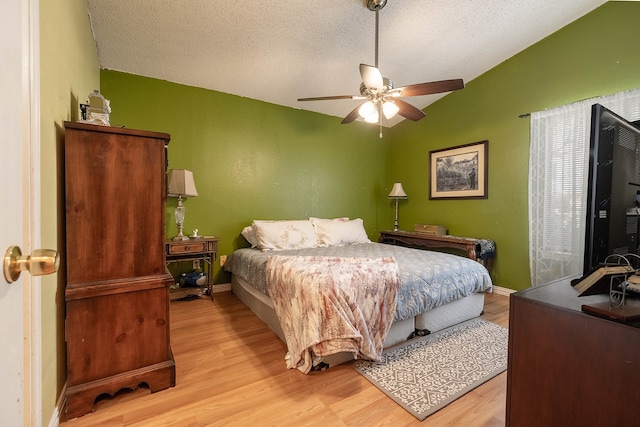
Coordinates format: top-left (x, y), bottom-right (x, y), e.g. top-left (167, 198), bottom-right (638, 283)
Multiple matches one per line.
top-left (212, 283), bottom-right (231, 293)
top-left (492, 285), bottom-right (515, 297)
top-left (49, 383), bottom-right (66, 427)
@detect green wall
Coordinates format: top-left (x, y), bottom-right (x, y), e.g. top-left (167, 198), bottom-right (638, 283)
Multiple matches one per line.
top-left (101, 73), bottom-right (391, 283)
top-left (101, 2), bottom-right (640, 291)
top-left (390, 1), bottom-right (640, 290)
top-left (40, 0), bottom-right (100, 422)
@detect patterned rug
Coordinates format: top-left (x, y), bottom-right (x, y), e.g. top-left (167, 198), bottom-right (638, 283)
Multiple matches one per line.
top-left (353, 318), bottom-right (508, 421)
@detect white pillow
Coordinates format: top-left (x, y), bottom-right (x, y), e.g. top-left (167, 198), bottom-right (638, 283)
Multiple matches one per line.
top-left (309, 216), bottom-right (349, 222)
top-left (241, 226), bottom-right (259, 248)
top-left (312, 218), bottom-right (371, 247)
top-left (252, 220), bottom-right (319, 251)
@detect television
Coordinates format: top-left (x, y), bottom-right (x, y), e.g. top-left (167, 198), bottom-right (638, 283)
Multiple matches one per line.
top-left (583, 104), bottom-right (640, 275)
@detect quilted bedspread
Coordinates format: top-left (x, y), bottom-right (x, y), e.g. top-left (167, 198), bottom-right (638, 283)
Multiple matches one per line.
top-left (226, 243), bottom-right (492, 322)
top-left (266, 255), bottom-right (400, 373)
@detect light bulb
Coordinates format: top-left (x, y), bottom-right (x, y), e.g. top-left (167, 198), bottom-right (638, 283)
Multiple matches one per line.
top-left (364, 109), bottom-right (379, 123)
top-left (359, 101), bottom-right (376, 119)
top-left (383, 101), bottom-right (399, 119)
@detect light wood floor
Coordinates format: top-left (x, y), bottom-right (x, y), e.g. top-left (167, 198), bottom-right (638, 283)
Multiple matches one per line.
top-left (60, 291), bottom-right (510, 426)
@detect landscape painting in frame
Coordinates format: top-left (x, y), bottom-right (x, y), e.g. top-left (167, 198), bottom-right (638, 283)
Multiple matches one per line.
top-left (429, 141), bottom-right (488, 199)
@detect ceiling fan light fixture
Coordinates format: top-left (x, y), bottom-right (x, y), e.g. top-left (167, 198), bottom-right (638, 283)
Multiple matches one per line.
top-left (359, 100), bottom-right (378, 122)
top-left (297, 0), bottom-right (463, 131)
top-left (382, 100), bottom-right (399, 119)
top-left (364, 109), bottom-right (379, 124)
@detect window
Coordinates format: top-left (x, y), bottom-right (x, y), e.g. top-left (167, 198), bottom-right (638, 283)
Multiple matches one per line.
top-left (529, 88), bottom-right (640, 286)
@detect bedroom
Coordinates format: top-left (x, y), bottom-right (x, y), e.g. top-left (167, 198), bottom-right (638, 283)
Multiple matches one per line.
top-left (7, 0), bottom-right (640, 425)
top-left (93, 0), bottom-right (640, 294)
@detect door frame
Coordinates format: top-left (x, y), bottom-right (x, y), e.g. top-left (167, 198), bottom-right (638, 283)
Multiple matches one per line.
top-left (1, 0), bottom-right (41, 424)
top-left (24, 0), bottom-right (42, 424)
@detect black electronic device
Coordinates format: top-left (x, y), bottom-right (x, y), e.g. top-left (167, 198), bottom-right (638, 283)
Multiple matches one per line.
top-left (583, 104), bottom-right (640, 275)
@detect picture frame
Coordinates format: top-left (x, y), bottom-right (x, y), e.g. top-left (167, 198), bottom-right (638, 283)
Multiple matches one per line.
top-left (429, 140), bottom-right (488, 199)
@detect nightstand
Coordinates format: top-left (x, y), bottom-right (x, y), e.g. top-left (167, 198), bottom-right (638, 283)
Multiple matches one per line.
top-left (165, 237), bottom-right (218, 300)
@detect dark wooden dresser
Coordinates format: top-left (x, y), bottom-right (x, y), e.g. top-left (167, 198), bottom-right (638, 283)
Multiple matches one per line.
top-left (63, 122), bottom-right (175, 420)
top-left (506, 280), bottom-right (640, 426)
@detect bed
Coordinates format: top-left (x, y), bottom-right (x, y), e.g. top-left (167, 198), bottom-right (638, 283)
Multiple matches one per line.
top-left (224, 218), bottom-right (493, 373)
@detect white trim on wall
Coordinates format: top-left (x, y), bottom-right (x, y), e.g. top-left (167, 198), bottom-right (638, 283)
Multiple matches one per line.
top-left (26, 0), bottom-right (42, 424)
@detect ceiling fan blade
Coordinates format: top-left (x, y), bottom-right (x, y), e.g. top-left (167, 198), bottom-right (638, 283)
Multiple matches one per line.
top-left (360, 64), bottom-right (384, 91)
top-left (298, 95), bottom-right (364, 101)
top-left (341, 103), bottom-right (364, 124)
top-left (394, 99), bottom-right (426, 121)
top-left (396, 79), bottom-right (464, 97)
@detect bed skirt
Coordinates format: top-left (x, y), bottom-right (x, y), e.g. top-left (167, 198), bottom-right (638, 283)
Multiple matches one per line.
top-left (230, 274), bottom-right (485, 368)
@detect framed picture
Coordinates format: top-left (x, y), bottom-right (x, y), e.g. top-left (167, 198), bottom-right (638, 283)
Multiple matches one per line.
top-left (429, 140), bottom-right (488, 199)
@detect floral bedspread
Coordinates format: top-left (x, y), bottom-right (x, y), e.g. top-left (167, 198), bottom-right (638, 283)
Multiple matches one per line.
top-left (266, 255), bottom-right (400, 373)
top-left (226, 243), bottom-right (492, 322)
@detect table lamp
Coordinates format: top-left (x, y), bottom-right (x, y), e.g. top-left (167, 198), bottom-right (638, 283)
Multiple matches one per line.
top-left (167, 169), bottom-right (198, 241)
top-left (388, 182), bottom-right (408, 231)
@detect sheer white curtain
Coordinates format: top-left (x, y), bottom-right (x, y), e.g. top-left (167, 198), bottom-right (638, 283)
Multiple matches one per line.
top-left (529, 88), bottom-right (640, 286)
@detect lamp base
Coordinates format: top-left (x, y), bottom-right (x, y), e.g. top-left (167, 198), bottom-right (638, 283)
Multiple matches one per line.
top-left (393, 198), bottom-right (400, 231)
top-left (173, 222), bottom-right (189, 241)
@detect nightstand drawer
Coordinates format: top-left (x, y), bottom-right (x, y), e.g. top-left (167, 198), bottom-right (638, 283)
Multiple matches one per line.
top-left (167, 241), bottom-right (208, 255)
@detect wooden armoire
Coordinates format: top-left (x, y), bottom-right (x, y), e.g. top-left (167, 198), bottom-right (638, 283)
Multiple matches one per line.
top-left (63, 122), bottom-right (175, 420)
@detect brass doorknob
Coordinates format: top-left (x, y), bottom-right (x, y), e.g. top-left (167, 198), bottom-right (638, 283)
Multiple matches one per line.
top-left (3, 246), bottom-right (60, 283)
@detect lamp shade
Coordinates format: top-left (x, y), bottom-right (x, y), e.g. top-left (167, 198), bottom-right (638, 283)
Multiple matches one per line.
top-left (388, 182), bottom-right (408, 199)
top-left (167, 169), bottom-right (198, 197)
top-left (382, 101), bottom-right (399, 119)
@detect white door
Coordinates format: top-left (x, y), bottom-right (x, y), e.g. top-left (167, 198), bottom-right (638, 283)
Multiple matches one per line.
top-left (0, 0), bottom-right (37, 425)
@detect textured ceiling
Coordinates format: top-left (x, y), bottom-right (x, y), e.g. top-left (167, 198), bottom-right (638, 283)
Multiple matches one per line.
top-left (87, 0), bottom-right (607, 127)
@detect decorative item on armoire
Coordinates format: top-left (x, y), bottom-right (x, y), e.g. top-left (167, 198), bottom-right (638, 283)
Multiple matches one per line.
top-left (79, 90), bottom-right (111, 125)
top-left (388, 182), bottom-right (408, 231)
top-left (167, 169), bottom-right (198, 241)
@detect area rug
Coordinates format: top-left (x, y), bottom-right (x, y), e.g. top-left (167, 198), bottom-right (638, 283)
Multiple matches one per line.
top-left (353, 318), bottom-right (508, 421)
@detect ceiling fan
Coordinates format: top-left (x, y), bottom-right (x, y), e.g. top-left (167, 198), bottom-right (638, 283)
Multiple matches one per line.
top-left (297, 0), bottom-right (464, 136)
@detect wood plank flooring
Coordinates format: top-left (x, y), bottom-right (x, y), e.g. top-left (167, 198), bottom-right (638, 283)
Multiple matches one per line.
top-left (60, 291), bottom-right (510, 426)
